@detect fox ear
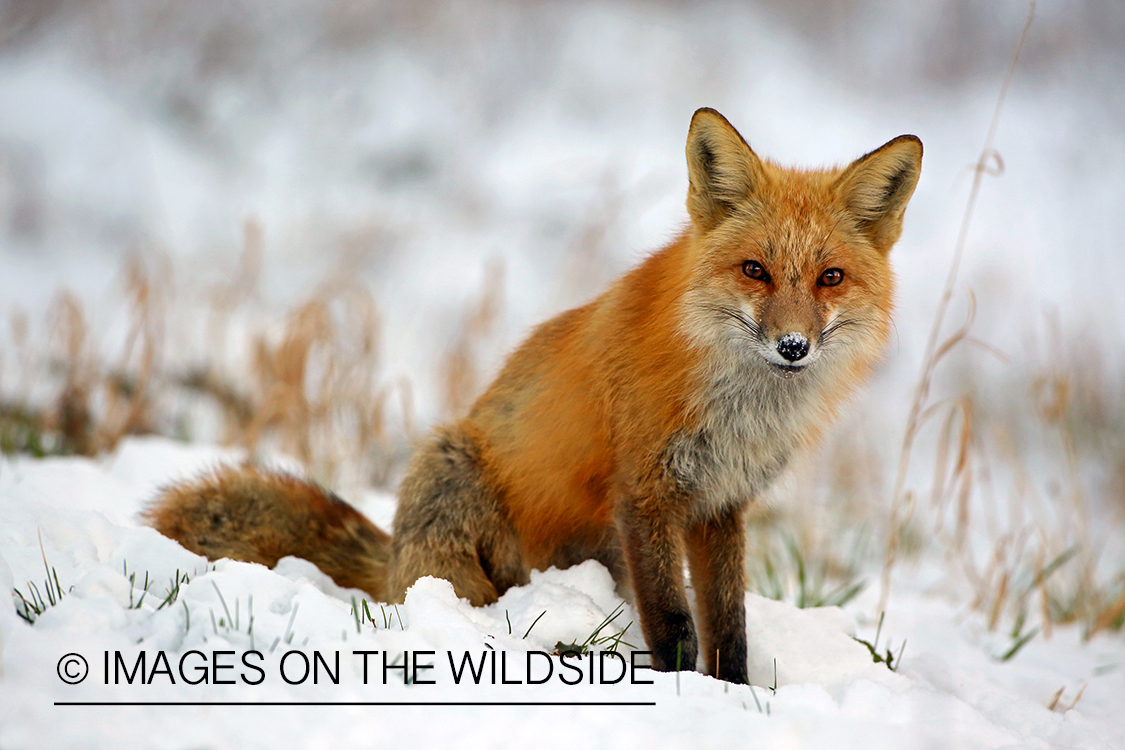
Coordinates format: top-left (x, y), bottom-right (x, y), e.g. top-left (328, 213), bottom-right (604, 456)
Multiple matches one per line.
top-left (685, 108), bottom-right (765, 231)
top-left (835, 135), bottom-right (923, 251)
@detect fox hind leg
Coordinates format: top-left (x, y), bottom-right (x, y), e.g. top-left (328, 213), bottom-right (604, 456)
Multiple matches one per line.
top-left (389, 424), bottom-right (527, 605)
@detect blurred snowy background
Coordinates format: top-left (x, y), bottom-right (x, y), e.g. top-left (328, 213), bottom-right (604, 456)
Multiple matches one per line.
top-left (1, 0), bottom-right (1124, 641)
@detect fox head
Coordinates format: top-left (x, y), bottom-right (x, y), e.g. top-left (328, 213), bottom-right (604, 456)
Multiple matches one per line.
top-left (679, 108), bottom-right (922, 383)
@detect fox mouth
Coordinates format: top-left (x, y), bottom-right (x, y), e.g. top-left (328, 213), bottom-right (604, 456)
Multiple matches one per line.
top-left (769, 362), bottom-right (807, 378)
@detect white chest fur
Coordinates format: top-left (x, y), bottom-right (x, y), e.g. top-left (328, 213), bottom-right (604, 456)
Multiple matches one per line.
top-left (665, 365), bottom-right (819, 514)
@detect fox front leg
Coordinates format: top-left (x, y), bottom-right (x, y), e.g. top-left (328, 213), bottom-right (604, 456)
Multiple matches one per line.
top-left (685, 502), bottom-right (749, 684)
top-left (615, 496), bottom-right (699, 674)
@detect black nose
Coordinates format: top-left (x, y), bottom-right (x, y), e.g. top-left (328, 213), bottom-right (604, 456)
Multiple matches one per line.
top-left (776, 333), bottom-right (809, 362)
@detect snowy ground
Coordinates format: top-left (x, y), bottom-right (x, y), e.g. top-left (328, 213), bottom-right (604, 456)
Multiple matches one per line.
top-left (0, 437), bottom-right (1122, 749)
top-left (2, 0), bottom-right (1125, 748)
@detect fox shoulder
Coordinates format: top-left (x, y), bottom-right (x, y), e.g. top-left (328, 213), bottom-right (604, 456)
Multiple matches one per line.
top-left (144, 465), bottom-right (391, 600)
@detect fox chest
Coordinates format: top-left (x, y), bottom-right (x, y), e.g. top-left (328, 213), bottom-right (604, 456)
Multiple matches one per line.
top-left (662, 375), bottom-right (808, 510)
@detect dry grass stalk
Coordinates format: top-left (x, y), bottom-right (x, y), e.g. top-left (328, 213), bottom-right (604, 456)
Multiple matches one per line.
top-left (1032, 361), bottom-right (1091, 559)
top-left (239, 280), bottom-right (393, 486)
top-left (206, 216), bottom-right (263, 370)
top-left (879, 3), bottom-right (1036, 613)
top-left (1046, 686), bottom-right (1065, 711)
top-left (988, 572), bottom-right (1009, 632)
top-left (929, 397), bottom-right (975, 551)
top-left (7, 308), bottom-right (30, 397)
top-left (560, 168), bottom-right (625, 303)
top-left (100, 254), bottom-right (168, 450)
top-left (1087, 585), bottom-right (1125, 639)
top-left (441, 259), bottom-right (503, 418)
top-left (47, 291), bottom-right (94, 455)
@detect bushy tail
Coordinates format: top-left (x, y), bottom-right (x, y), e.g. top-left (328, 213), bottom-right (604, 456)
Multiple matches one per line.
top-left (144, 465), bottom-right (392, 601)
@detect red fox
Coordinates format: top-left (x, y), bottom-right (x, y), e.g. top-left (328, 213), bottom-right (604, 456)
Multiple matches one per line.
top-left (146, 108), bottom-right (921, 684)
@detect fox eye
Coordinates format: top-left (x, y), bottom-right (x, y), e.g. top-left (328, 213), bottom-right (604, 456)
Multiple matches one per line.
top-left (742, 260), bottom-right (771, 283)
top-left (818, 268), bottom-right (844, 287)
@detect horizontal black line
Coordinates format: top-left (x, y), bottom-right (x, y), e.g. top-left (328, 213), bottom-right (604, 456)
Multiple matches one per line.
top-left (55, 701), bottom-right (656, 707)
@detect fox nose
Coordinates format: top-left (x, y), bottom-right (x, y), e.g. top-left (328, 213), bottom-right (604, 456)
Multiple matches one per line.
top-left (776, 333), bottom-right (809, 362)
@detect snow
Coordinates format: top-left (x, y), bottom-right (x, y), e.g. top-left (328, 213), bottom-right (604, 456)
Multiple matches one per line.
top-left (1, 437), bottom-right (1123, 748)
top-left (2, 0), bottom-right (1125, 748)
